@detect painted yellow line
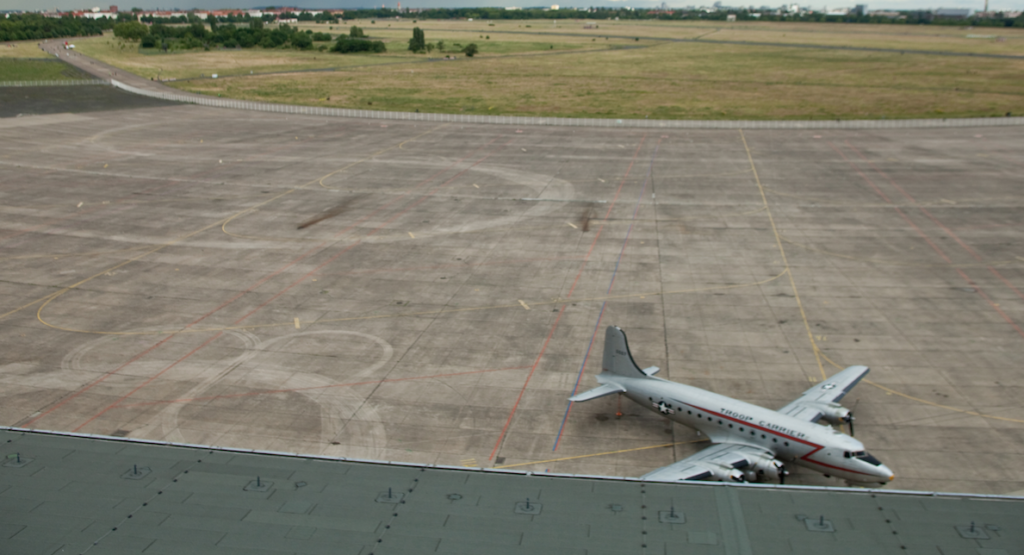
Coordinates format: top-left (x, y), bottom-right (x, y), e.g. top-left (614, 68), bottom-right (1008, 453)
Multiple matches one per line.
top-left (408, 232), bottom-right (415, 239)
top-left (473, 184), bottom-right (480, 188)
top-left (0, 292), bottom-right (61, 322)
top-left (35, 271), bottom-right (789, 336)
top-left (294, 317), bottom-right (301, 329)
top-left (494, 439), bottom-right (710, 469)
top-left (518, 300), bottom-right (530, 310)
top-left (818, 352), bottom-right (1024, 425)
top-left (740, 129), bottom-right (827, 381)
top-left (27, 215), bottom-right (239, 326)
top-left (566, 222), bottom-right (578, 229)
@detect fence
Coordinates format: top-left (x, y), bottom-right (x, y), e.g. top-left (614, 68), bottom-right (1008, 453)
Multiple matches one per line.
top-left (112, 79), bottom-right (1024, 130)
top-left (0, 79), bottom-right (110, 88)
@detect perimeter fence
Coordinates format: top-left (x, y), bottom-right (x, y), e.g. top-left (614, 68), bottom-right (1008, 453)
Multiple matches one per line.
top-left (112, 79), bottom-right (1024, 130)
top-left (1, 79), bottom-right (110, 87)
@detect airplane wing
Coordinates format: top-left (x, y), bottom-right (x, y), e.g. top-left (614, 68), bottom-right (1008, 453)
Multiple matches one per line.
top-left (640, 443), bottom-right (777, 483)
top-left (777, 365), bottom-right (869, 423)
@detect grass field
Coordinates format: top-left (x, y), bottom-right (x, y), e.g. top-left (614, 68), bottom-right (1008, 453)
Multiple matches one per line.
top-left (0, 40), bottom-right (52, 59)
top-left (0, 58), bottom-right (94, 81)
top-left (70, 22), bottom-right (1024, 120)
top-left (332, 18), bottom-right (1024, 56)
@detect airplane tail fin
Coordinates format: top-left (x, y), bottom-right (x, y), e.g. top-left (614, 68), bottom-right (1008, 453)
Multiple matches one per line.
top-left (602, 326), bottom-right (646, 377)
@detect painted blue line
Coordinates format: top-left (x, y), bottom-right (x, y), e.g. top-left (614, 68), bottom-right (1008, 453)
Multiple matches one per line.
top-left (552, 142), bottom-right (661, 452)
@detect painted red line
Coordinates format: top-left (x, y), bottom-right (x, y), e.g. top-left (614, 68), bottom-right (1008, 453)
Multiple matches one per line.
top-left (60, 135), bottom-right (512, 431)
top-left (488, 134), bottom-right (649, 460)
top-left (988, 268), bottom-right (1024, 303)
top-left (120, 365), bottom-right (531, 409)
top-left (22, 334), bottom-right (175, 428)
top-left (845, 141), bottom-right (1024, 304)
top-left (829, 142), bottom-right (1024, 341)
top-left (827, 142), bottom-right (952, 263)
top-left (22, 242), bottom-right (323, 429)
top-left (563, 138), bottom-right (649, 300)
top-left (233, 241), bottom-right (363, 324)
top-left (72, 332), bottom-right (225, 432)
top-left (489, 305), bottom-right (567, 461)
top-left (555, 136), bottom-right (665, 451)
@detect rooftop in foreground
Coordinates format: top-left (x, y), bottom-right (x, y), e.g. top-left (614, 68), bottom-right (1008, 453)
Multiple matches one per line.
top-left (1, 428), bottom-right (1020, 554)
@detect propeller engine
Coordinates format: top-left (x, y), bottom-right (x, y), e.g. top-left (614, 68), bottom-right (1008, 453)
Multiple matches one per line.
top-left (715, 467), bottom-right (746, 483)
top-left (808, 402), bottom-right (855, 436)
top-left (743, 455), bottom-right (789, 484)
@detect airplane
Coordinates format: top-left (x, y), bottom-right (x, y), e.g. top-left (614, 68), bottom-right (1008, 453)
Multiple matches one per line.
top-left (569, 326), bottom-right (894, 486)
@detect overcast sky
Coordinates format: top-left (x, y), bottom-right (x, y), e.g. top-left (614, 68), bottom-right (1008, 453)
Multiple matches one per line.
top-left (3, 0), bottom-right (1017, 15)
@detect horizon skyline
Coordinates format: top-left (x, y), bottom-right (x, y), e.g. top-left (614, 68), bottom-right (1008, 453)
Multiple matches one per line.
top-left (2, 0), bottom-right (1018, 14)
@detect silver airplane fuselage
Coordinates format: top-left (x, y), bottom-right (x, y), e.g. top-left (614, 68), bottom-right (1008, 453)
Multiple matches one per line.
top-left (601, 373), bottom-right (894, 484)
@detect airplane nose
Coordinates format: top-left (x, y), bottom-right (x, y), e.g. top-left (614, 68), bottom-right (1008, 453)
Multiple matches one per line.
top-left (879, 464), bottom-right (894, 482)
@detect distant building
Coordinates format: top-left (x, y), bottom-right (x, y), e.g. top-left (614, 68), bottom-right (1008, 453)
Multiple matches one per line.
top-left (974, 10), bottom-right (1018, 17)
top-left (852, 4), bottom-right (866, 15)
top-left (868, 10), bottom-right (901, 17)
top-left (78, 8), bottom-right (117, 19)
top-left (109, 5), bottom-right (117, 12)
top-left (726, 13), bottom-right (737, 20)
top-left (934, 7), bottom-right (971, 18)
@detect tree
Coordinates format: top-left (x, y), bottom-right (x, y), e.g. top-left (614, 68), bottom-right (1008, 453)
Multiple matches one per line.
top-left (462, 43), bottom-right (479, 57)
top-left (331, 35), bottom-right (386, 53)
top-left (113, 21), bottom-right (149, 41)
top-left (408, 27), bottom-right (425, 52)
top-left (350, 25), bottom-right (365, 37)
top-left (291, 31), bottom-right (313, 50)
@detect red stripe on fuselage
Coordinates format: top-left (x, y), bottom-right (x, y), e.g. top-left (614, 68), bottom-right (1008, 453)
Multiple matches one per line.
top-left (680, 400), bottom-right (876, 478)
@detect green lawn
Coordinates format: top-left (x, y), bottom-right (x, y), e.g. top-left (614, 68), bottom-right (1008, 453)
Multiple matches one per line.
top-left (0, 40), bottom-right (52, 59)
top-left (171, 40), bottom-right (1024, 121)
top-left (67, 21), bottom-right (1024, 120)
top-left (0, 58), bottom-right (93, 81)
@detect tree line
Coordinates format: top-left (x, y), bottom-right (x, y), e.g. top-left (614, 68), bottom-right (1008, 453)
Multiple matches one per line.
top-left (113, 18), bottom-right (385, 54)
top-left (344, 6), bottom-right (1024, 27)
top-left (0, 13), bottom-right (115, 42)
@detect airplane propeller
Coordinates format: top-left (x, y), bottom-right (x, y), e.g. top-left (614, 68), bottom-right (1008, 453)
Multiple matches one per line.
top-left (843, 412), bottom-right (855, 437)
top-left (845, 399), bottom-right (860, 436)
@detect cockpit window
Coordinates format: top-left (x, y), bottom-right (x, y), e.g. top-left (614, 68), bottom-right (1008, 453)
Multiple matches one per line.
top-left (855, 452), bottom-right (882, 466)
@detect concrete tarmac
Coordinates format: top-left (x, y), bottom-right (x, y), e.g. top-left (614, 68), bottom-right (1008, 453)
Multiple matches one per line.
top-left (1, 104), bottom-right (1022, 494)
